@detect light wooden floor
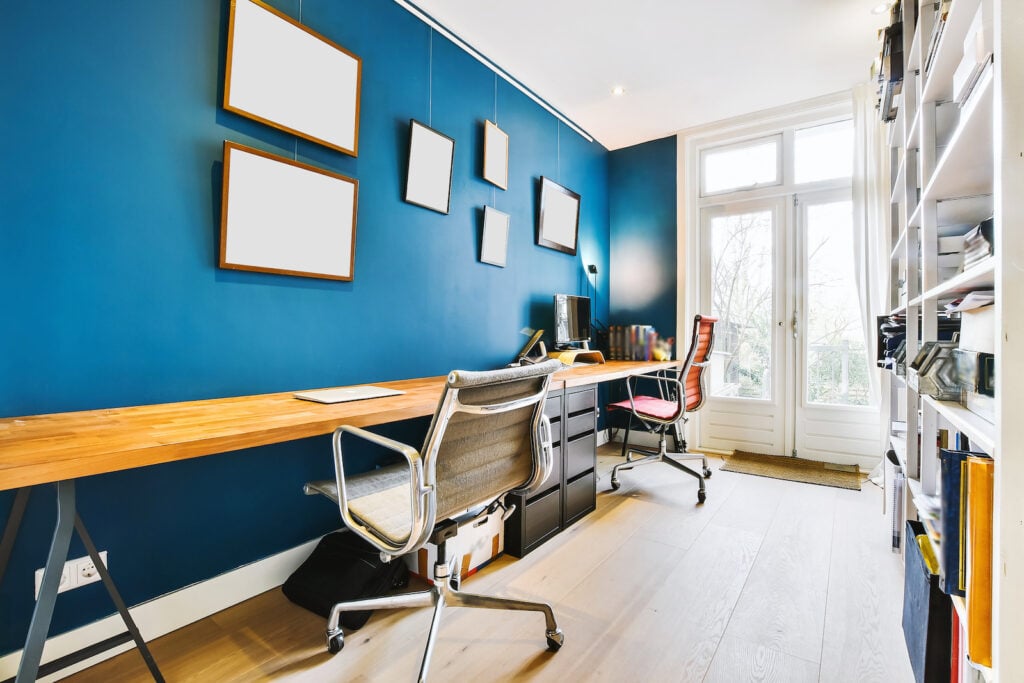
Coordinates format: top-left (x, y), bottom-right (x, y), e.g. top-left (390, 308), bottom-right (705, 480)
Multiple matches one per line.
top-left (67, 448), bottom-right (913, 682)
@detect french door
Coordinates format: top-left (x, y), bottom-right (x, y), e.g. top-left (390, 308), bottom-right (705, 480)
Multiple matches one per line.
top-left (699, 191), bottom-right (879, 465)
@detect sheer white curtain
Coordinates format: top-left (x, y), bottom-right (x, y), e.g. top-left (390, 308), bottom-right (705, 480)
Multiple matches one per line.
top-left (852, 83), bottom-right (890, 405)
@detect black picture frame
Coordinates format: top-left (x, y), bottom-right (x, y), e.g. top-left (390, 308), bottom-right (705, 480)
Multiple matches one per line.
top-left (404, 119), bottom-right (455, 214)
top-left (536, 176), bottom-right (580, 256)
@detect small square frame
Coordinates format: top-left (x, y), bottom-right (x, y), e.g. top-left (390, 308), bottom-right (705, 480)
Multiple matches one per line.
top-left (405, 119), bottom-right (455, 214)
top-left (483, 120), bottom-right (509, 190)
top-left (536, 176), bottom-right (580, 256)
top-left (480, 206), bottom-right (510, 267)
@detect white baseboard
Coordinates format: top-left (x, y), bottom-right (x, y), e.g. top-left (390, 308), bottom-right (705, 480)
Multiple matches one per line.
top-left (0, 537), bottom-right (322, 681)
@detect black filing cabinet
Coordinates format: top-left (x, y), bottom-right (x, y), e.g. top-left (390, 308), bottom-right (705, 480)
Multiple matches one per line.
top-left (505, 384), bottom-right (598, 557)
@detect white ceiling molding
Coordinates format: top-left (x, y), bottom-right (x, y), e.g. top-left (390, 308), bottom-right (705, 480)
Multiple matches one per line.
top-left (406, 1), bottom-right (888, 150)
top-left (393, 0), bottom-right (595, 142)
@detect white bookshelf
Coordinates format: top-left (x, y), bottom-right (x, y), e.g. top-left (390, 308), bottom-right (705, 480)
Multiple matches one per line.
top-left (882, 0), bottom-right (1020, 678)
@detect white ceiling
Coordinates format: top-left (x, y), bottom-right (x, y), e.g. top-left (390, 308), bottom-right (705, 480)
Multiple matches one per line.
top-left (410, 0), bottom-right (889, 150)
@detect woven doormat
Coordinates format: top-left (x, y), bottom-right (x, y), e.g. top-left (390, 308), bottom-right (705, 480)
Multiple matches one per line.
top-left (721, 450), bottom-right (862, 491)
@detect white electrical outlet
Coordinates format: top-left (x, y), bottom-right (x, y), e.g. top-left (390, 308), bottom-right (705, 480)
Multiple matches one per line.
top-left (76, 551), bottom-right (107, 586)
top-left (34, 551), bottom-right (107, 598)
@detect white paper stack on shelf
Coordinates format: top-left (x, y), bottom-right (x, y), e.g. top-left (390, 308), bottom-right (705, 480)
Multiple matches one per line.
top-left (962, 220), bottom-right (993, 269)
top-left (945, 290), bottom-right (994, 313)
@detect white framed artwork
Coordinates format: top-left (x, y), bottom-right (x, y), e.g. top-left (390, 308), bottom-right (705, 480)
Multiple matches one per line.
top-left (220, 141), bottom-right (358, 281)
top-left (224, 0), bottom-right (362, 156)
top-left (480, 206), bottom-right (510, 267)
top-left (404, 120), bottom-right (455, 214)
top-left (536, 177), bottom-right (580, 256)
top-left (483, 120), bottom-right (509, 190)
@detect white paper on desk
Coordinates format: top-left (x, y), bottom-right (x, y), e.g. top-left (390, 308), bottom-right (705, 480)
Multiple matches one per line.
top-left (945, 290), bottom-right (994, 312)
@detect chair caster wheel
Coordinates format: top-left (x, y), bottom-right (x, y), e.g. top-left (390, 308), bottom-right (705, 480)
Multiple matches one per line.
top-left (703, 468), bottom-right (713, 479)
top-left (327, 631), bottom-right (345, 654)
top-left (697, 490), bottom-right (707, 504)
top-left (610, 478), bottom-right (621, 491)
top-left (546, 629), bottom-right (564, 652)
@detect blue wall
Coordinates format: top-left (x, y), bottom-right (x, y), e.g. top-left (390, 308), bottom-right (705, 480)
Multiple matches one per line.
top-left (0, 0), bottom-right (608, 654)
top-left (608, 136), bottom-right (677, 349)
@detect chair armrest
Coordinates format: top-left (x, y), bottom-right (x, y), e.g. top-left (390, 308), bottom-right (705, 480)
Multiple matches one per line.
top-left (511, 414), bottom-right (554, 497)
top-left (624, 373), bottom-right (685, 425)
top-left (331, 425), bottom-right (434, 559)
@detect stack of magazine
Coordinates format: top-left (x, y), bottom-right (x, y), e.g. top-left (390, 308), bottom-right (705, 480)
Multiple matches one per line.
top-left (962, 218), bottom-right (993, 270)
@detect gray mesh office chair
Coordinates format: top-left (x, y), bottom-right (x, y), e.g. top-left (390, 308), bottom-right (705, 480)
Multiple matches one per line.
top-left (304, 360), bottom-right (565, 682)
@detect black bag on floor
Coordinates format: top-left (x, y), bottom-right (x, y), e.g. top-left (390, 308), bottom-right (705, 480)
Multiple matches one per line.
top-left (282, 531), bottom-right (409, 630)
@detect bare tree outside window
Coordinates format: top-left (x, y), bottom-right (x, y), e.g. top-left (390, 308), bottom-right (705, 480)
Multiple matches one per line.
top-left (805, 201), bottom-right (870, 406)
top-left (709, 210), bottom-right (774, 400)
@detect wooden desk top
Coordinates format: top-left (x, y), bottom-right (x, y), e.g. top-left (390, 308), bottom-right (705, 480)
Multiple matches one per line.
top-left (0, 360), bottom-right (679, 491)
top-left (556, 359), bottom-right (679, 389)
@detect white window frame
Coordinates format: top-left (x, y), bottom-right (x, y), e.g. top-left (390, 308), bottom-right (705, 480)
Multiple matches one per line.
top-left (699, 133), bottom-right (784, 198)
top-left (676, 91), bottom-right (856, 452)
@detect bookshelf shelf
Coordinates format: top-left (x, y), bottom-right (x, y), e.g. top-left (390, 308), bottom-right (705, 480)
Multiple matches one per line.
top-left (891, 156), bottom-right (907, 204)
top-left (935, 193), bottom-right (994, 227)
top-left (907, 476), bottom-right (939, 519)
top-left (890, 229), bottom-right (907, 260)
top-left (922, 68), bottom-right (994, 203)
top-left (917, 257), bottom-right (995, 302)
top-left (908, 19), bottom-right (922, 71)
top-left (922, 395), bottom-right (995, 455)
top-left (921, 0), bottom-right (982, 103)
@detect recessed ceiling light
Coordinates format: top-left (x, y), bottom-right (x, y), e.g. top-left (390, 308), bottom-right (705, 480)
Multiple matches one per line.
top-left (612, 86), bottom-right (625, 96)
top-left (871, 1), bottom-right (892, 14)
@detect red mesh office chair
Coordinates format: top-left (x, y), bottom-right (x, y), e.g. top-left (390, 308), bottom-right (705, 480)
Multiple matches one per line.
top-left (606, 315), bottom-right (717, 503)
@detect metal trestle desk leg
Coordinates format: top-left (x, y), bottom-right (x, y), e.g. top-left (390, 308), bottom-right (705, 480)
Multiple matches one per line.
top-left (0, 481), bottom-right (164, 683)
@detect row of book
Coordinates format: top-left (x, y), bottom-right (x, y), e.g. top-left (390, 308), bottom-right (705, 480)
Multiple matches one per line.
top-left (605, 325), bottom-right (669, 362)
top-left (937, 435), bottom-right (994, 670)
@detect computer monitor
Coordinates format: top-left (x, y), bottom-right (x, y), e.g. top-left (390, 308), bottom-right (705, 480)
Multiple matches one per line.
top-left (554, 294), bottom-right (591, 348)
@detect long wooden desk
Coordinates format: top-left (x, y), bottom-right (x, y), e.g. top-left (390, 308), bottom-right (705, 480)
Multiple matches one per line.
top-left (0, 359), bottom-right (677, 682)
top-left (0, 361), bottom-right (678, 493)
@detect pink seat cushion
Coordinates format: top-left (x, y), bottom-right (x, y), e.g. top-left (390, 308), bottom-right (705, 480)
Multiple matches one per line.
top-left (608, 395), bottom-right (681, 421)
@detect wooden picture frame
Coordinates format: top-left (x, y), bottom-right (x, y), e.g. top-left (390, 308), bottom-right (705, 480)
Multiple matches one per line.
top-left (480, 206), bottom-right (510, 267)
top-left (536, 177), bottom-right (581, 256)
top-left (224, 0), bottom-right (362, 157)
top-left (220, 141), bottom-right (358, 281)
top-left (483, 120), bottom-right (509, 190)
top-left (405, 119), bottom-right (455, 214)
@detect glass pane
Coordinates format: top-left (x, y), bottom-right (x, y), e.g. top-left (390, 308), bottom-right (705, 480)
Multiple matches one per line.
top-left (709, 209), bottom-right (774, 400)
top-left (794, 121), bottom-right (854, 184)
top-left (805, 200), bottom-right (870, 406)
top-left (702, 138), bottom-right (779, 195)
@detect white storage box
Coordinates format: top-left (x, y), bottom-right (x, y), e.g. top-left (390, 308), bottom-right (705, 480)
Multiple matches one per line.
top-left (404, 509), bottom-right (505, 580)
top-left (938, 235), bottom-right (966, 254)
